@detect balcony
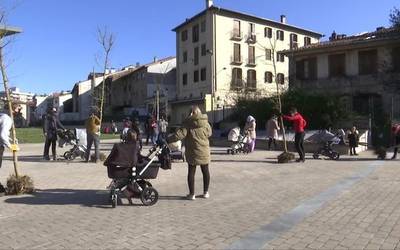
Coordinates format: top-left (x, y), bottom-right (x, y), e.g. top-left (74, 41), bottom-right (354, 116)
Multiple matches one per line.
top-left (231, 55), bottom-right (243, 65)
top-left (247, 58), bottom-right (257, 67)
top-left (246, 80), bottom-right (257, 91)
top-left (230, 79), bottom-right (245, 90)
top-left (231, 30), bottom-right (243, 41)
top-left (246, 33), bottom-right (257, 44)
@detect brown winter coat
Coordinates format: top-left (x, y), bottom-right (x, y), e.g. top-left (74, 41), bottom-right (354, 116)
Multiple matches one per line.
top-left (168, 113), bottom-right (212, 165)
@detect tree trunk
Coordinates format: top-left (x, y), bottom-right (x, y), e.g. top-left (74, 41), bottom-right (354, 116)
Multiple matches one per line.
top-left (99, 53), bottom-right (109, 126)
top-left (0, 43), bottom-right (19, 177)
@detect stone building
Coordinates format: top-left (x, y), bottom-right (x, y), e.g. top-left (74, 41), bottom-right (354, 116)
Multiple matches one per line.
top-left (285, 27), bottom-right (400, 124)
top-left (171, 0), bottom-right (322, 124)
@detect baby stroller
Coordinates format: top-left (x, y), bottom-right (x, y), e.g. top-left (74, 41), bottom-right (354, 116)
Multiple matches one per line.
top-left (57, 129), bottom-right (88, 161)
top-left (104, 140), bottom-right (171, 208)
top-left (168, 140), bottom-right (185, 162)
top-left (307, 130), bottom-right (341, 160)
top-left (227, 127), bottom-right (250, 155)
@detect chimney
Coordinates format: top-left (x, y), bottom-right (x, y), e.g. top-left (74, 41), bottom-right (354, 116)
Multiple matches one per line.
top-left (329, 30), bottom-right (337, 41)
top-left (280, 15), bottom-right (287, 24)
top-left (136, 62), bottom-right (140, 67)
top-left (206, 0), bottom-right (213, 9)
top-left (153, 56), bottom-right (158, 63)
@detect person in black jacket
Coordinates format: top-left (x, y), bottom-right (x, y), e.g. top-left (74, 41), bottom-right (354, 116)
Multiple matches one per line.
top-left (347, 126), bottom-right (359, 156)
top-left (43, 108), bottom-right (65, 161)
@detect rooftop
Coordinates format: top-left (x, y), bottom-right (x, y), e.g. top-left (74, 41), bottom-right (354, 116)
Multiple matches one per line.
top-left (284, 27), bottom-right (400, 54)
top-left (172, 6), bottom-right (323, 38)
top-left (0, 25), bottom-right (22, 37)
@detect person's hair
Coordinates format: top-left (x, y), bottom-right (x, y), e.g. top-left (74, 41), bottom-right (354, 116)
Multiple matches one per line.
top-left (126, 130), bottom-right (137, 143)
top-left (191, 105), bottom-right (202, 115)
top-left (289, 107), bottom-right (297, 113)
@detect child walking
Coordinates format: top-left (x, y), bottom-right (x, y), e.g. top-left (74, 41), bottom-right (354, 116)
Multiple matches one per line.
top-left (348, 126), bottom-right (359, 156)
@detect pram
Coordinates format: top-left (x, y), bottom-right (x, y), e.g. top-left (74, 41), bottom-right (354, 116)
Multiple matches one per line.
top-left (226, 127), bottom-right (250, 155)
top-left (168, 140), bottom-right (185, 162)
top-left (57, 129), bottom-right (88, 161)
top-left (104, 140), bottom-right (171, 208)
top-left (307, 130), bottom-right (341, 160)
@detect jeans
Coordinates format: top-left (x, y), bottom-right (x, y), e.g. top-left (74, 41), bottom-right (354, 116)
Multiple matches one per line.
top-left (86, 133), bottom-right (100, 162)
top-left (295, 132), bottom-right (305, 161)
top-left (152, 132), bottom-right (159, 145)
top-left (44, 136), bottom-right (57, 160)
top-left (188, 164), bottom-right (210, 195)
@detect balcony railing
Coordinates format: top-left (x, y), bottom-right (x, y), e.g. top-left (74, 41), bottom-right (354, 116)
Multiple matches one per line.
top-left (230, 79), bottom-right (245, 90)
top-left (231, 55), bottom-right (243, 65)
top-left (247, 33), bottom-right (257, 44)
top-left (231, 30), bottom-right (243, 40)
top-left (247, 58), bottom-right (257, 66)
top-left (246, 80), bottom-right (257, 90)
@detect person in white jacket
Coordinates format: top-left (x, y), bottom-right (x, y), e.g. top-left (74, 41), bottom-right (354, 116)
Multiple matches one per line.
top-left (0, 113), bottom-right (17, 195)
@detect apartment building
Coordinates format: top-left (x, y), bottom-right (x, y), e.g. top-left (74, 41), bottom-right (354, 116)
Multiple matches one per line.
top-left (94, 57), bottom-right (176, 120)
top-left (285, 27), bottom-right (400, 122)
top-left (171, 0), bottom-right (322, 124)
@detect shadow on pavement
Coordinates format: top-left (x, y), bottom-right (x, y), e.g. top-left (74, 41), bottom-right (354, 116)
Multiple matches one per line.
top-left (211, 159), bottom-right (278, 164)
top-left (3, 156), bottom-right (86, 164)
top-left (158, 195), bottom-right (186, 201)
top-left (4, 189), bottom-right (113, 208)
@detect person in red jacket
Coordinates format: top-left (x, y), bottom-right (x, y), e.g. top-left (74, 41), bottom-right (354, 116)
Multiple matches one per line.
top-left (391, 123), bottom-right (400, 160)
top-left (282, 107), bottom-right (307, 162)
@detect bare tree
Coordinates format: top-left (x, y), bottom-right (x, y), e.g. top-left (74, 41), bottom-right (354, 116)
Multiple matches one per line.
top-left (0, 9), bottom-right (20, 177)
top-left (96, 26), bottom-right (115, 124)
top-left (255, 36), bottom-right (289, 152)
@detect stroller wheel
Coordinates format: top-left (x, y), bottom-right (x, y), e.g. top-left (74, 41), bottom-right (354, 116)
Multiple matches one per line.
top-left (140, 187), bottom-right (158, 206)
top-left (111, 190), bottom-right (118, 208)
top-left (63, 151), bottom-right (74, 161)
top-left (330, 152), bottom-right (340, 160)
top-left (313, 154), bottom-right (319, 159)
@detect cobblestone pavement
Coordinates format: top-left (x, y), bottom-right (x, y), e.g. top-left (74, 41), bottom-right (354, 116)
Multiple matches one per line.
top-left (0, 141), bottom-right (399, 249)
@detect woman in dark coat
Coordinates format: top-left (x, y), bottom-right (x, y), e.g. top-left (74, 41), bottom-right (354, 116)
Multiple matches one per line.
top-left (348, 126), bottom-right (359, 156)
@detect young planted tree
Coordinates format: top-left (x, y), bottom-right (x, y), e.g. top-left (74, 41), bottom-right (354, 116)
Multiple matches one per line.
top-left (96, 26), bottom-right (115, 125)
top-left (0, 8), bottom-right (34, 194)
top-left (255, 34), bottom-right (294, 162)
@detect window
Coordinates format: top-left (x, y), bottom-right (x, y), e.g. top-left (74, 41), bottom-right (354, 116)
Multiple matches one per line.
top-left (265, 49), bottom-right (272, 61)
top-left (201, 20), bottom-right (206, 32)
top-left (201, 43), bottom-right (207, 56)
top-left (359, 49), bottom-right (377, 75)
top-left (181, 30), bottom-right (188, 41)
top-left (264, 27), bottom-right (272, 38)
top-left (296, 58), bottom-right (317, 80)
top-left (394, 47), bottom-right (400, 72)
top-left (248, 46), bottom-right (255, 65)
top-left (194, 70), bottom-right (199, 83)
top-left (194, 47), bottom-right (199, 65)
top-left (183, 51), bottom-right (187, 63)
top-left (290, 34), bottom-right (298, 49)
top-left (277, 30), bottom-right (284, 41)
top-left (233, 43), bottom-right (241, 62)
top-left (249, 23), bottom-right (255, 34)
top-left (265, 71), bottom-right (273, 83)
top-left (329, 53), bottom-right (346, 77)
top-left (182, 73), bottom-right (188, 85)
top-left (247, 69), bottom-right (257, 89)
top-left (232, 68), bottom-right (243, 89)
top-left (304, 37), bottom-right (311, 46)
top-left (277, 73), bottom-right (285, 85)
top-left (192, 24), bottom-right (199, 43)
top-left (233, 20), bottom-right (241, 37)
top-left (201, 68), bottom-right (206, 81)
top-left (277, 53), bottom-right (285, 62)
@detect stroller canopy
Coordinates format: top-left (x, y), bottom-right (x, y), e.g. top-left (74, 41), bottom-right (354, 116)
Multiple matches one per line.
top-left (104, 143), bottom-right (139, 168)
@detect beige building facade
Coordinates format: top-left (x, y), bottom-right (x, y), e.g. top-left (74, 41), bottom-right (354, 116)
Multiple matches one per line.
top-left (285, 27), bottom-right (400, 124)
top-left (172, 4), bottom-right (322, 125)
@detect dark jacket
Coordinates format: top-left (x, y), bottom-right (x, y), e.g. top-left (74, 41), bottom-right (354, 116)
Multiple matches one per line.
top-left (168, 113), bottom-right (212, 165)
top-left (43, 113), bottom-right (65, 139)
top-left (348, 132), bottom-right (359, 147)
